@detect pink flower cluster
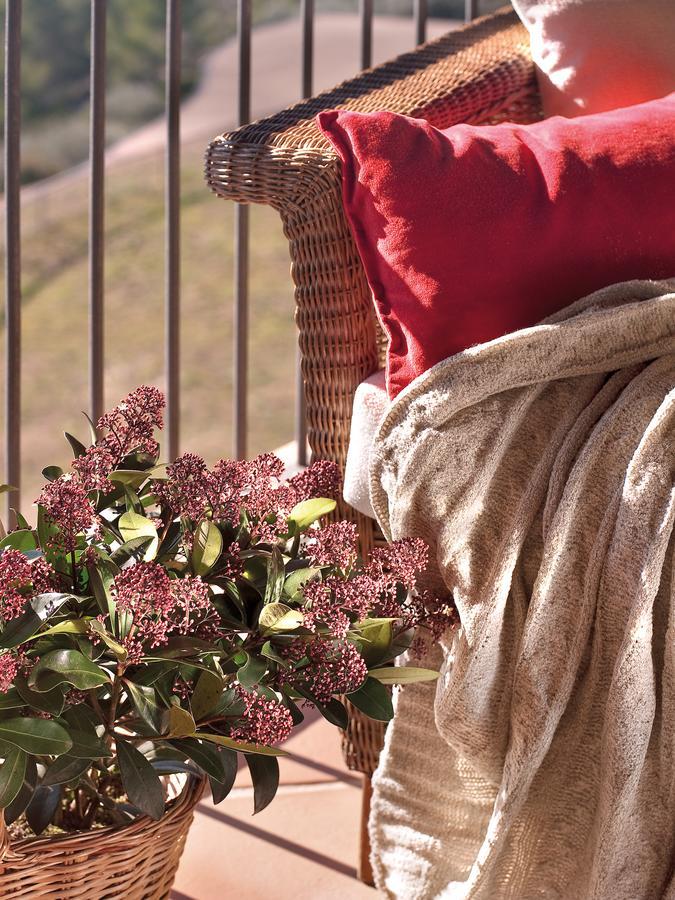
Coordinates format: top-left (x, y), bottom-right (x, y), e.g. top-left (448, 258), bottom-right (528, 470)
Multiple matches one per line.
top-left (97, 385), bottom-right (164, 461)
top-left (229, 685), bottom-right (294, 746)
top-left (36, 475), bottom-right (100, 553)
top-left (0, 549), bottom-right (58, 622)
top-left (153, 452), bottom-right (341, 539)
top-left (366, 538), bottom-right (428, 591)
top-left (278, 638), bottom-right (368, 705)
top-left (37, 387), bottom-right (165, 551)
top-left (112, 562), bottom-right (215, 663)
top-left (297, 534), bottom-right (455, 646)
top-left (306, 521), bottom-right (358, 570)
top-left (0, 651), bottom-right (24, 694)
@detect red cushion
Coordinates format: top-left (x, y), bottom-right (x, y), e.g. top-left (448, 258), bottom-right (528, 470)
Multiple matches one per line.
top-left (317, 95), bottom-right (675, 397)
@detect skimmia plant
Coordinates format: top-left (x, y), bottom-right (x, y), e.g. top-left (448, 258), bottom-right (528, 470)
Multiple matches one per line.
top-left (0, 387), bottom-right (454, 836)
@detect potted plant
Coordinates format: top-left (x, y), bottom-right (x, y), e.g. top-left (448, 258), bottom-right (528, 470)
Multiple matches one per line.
top-left (0, 386), bottom-right (454, 898)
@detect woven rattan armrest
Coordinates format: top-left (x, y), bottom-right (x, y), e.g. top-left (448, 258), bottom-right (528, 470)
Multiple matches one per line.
top-left (205, 10), bottom-right (538, 520)
top-left (206, 8), bottom-right (536, 209)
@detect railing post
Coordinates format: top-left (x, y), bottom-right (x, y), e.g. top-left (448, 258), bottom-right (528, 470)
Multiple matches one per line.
top-left (4, 0), bottom-right (22, 525)
top-left (165, 0), bottom-right (182, 461)
top-left (233, 0), bottom-right (251, 461)
top-left (296, 0), bottom-right (314, 469)
top-left (414, 0), bottom-right (427, 45)
top-left (465, 0), bottom-right (479, 22)
top-left (359, 0), bottom-right (373, 71)
top-left (89, 0), bottom-right (107, 428)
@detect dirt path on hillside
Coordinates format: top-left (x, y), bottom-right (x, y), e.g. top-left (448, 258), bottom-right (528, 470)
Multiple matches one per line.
top-left (19, 12), bottom-right (456, 205)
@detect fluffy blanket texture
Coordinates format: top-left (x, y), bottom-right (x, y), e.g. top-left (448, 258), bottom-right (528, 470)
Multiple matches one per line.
top-left (368, 280), bottom-right (675, 899)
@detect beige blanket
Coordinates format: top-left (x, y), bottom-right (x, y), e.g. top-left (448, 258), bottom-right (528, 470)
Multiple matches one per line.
top-left (368, 280), bottom-right (675, 900)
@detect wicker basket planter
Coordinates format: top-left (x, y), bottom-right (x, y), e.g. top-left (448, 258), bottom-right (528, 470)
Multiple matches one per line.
top-left (0, 776), bottom-right (204, 900)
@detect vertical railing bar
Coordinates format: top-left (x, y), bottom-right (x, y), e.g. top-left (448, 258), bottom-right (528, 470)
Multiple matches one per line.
top-left (359, 0), bottom-right (373, 71)
top-left (233, 0), bottom-right (251, 461)
top-left (465, 0), bottom-right (478, 22)
top-left (4, 0), bottom-right (22, 524)
top-left (89, 0), bottom-right (106, 428)
top-left (414, 0), bottom-right (427, 46)
top-left (296, 0), bottom-right (314, 468)
top-left (165, 0), bottom-right (181, 461)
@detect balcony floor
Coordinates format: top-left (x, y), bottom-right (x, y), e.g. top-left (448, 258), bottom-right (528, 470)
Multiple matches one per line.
top-left (171, 708), bottom-right (376, 899)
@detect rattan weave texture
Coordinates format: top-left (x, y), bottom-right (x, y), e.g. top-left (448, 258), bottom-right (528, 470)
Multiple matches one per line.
top-left (0, 777), bottom-right (203, 899)
top-left (205, 8), bottom-right (542, 775)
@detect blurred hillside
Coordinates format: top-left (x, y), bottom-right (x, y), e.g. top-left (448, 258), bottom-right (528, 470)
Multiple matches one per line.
top-left (0, 0), bottom-right (499, 182)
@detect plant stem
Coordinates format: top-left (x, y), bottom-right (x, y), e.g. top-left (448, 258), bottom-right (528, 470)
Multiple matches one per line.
top-left (88, 689), bottom-right (105, 723)
top-left (70, 549), bottom-right (78, 589)
top-left (105, 664), bottom-right (125, 744)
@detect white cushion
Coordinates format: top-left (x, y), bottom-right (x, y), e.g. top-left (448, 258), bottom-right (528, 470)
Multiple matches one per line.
top-left (511, 0), bottom-right (675, 117)
top-left (343, 369), bottom-right (389, 520)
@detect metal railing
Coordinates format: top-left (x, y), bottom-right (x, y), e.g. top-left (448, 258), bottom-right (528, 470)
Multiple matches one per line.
top-left (2, 0), bottom-right (479, 523)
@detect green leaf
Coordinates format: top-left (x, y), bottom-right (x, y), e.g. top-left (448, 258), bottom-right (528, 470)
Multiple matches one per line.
top-left (209, 747), bottom-right (238, 804)
top-left (66, 729), bottom-right (112, 760)
top-left (283, 566), bottom-right (321, 599)
top-left (209, 687), bottom-right (246, 719)
top-left (150, 759), bottom-right (201, 778)
top-left (192, 519), bottom-right (223, 576)
top-left (31, 619), bottom-right (90, 641)
top-left (259, 602), bottom-right (304, 633)
top-left (15, 675), bottom-right (66, 716)
top-left (118, 512), bottom-right (159, 561)
top-left (0, 529), bottom-right (37, 552)
top-left (263, 547), bottom-right (285, 605)
top-left (61, 702), bottom-right (104, 732)
top-left (246, 754), bottom-right (279, 814)
top-left (167, 705), bottom-right (196, 739)
top-left (236, 654), bottom-right (267, 690)
top-left (4, 755), bottom-right (37, 825)
top-left (190, 670), bottom-right (223, 722)
top-left (0, 746), bottom-right (27, 808)
top-left (355, 618), bottom-right (395, 668)
top-left (369, 666), bottom-right (440, 685)
top-left (0, 717), bottom-right (73, 755)
top-left (0, 688), bottom-right (25, 710)
top-left (116, 738), bottom-right (165, 820)
top-left (193, 732), bottom-right (288, 757)
top-left (64, 432), bottom-right (87, 459)
top-left (125, 680), bottom-right (166, 733)
top-left (260, 641), bottom-right (290, 667)
top-left (110, 535), bottom-right (155, 566)
top-left (0, 484), bottom-right (18, 495)
top-left (287, 498), bottom-right (336, 531)
top-left (81, 411), bottom-right (98, 445)
top-left (26, 784), bottom-right (62, 835)
top-left (0, 593), bottom-right (75, 650)
top-left (13, 511), bottom-right (32, 532)
top-left (123, 485), bottom-right (144, 516)
top-left (41, 755), bottom-right (91, 787)
top-left (57, 706), bottom-right (110, 758)
top-left (169, 738), bottom-right (229, 782)
top-left (28, 649), bottom-right (111, 692)
top-left (107, 470), bottom-right (152, 488)
top-left (347, 677), bottom-right (393, 722)
top-left (316, 697), bottom-right (349, 729)
top-left (87, 559), bottom-right (118, 619)
top-left (89, 619), bottom-right (127, 660)
top-left (41, 465), bottom-right (63, 482)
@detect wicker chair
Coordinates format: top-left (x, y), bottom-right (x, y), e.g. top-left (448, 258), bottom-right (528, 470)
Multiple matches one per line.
top-left (205, 6), bottom-right (541, 882)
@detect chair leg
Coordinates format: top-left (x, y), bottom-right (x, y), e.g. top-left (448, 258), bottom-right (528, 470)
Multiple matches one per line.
top-left (357, 774), bottom-right (376, 886)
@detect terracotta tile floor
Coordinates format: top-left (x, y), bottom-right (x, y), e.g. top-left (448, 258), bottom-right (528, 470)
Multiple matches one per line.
top-left (171, 708), bottom-right (377, 899)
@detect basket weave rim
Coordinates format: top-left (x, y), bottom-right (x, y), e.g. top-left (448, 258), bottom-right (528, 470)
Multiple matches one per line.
top-left (0, 775), bottom-right (205, 865)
